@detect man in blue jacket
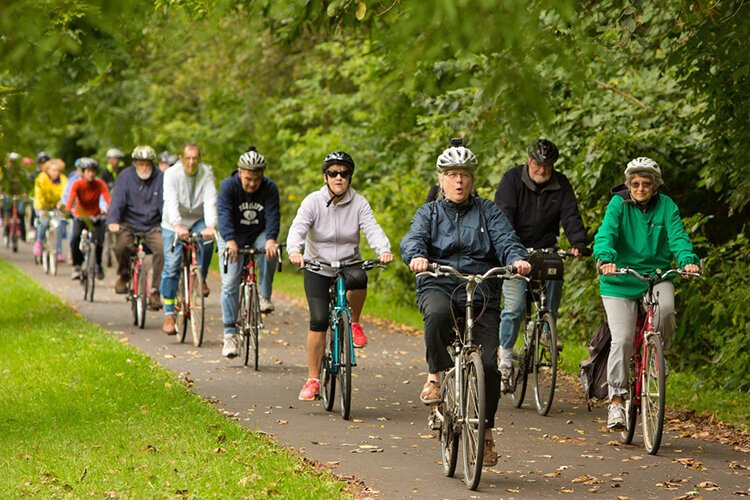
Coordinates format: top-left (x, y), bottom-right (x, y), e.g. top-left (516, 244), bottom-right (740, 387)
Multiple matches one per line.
top-left (217, 147), bottom-right (280, 358)
top-left (106, 145), bottom-right (165, 309)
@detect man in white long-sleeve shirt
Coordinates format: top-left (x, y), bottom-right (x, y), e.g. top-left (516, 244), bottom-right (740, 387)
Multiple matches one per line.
top-left (160, 142), bottom-right (218, 335)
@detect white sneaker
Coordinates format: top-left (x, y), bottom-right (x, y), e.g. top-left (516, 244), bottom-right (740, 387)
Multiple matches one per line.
top-left (607, 403), bottom-right (626, 431)
top-left (259, 296), bottom-right (274, 313)
top-left (222, 334), bottom-right (240, 358)
top-left (71, 266), bottom-right (81, 280)
top-left (499, 365), bottom-right (513, 393)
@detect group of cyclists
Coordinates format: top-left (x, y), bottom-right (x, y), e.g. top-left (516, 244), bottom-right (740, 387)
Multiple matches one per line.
top-left (2, 136), bottom-right (701, 470)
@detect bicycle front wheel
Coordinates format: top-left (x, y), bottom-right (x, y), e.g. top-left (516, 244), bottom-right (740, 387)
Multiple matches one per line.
top-left (512, 324), bottom-right (531, 408)
top-left (249, 283), bottom-right (261, 370)
top-left (320, 326), bottom-right (336, 412)
top-left (238, 285), bottom-right (250, 366)
top-left (136, 268), bottom-right (148, 329)
top-left (533, 313), bottom-right (558, 416)
top-left (86, 246), bottom-right (96, 302)
top-left (462, 351), bottom-right (486, 490)
top-left (337, 314), bottom-right (353, 420)
top-left (189, 268), bottom-right (205, 347)
top-left (176, 269), bottom-right (188, 343)
top-left (50, 248), bottom-right (58, 276)
top-left (439, 368), bottom-right (459, 477)
top-left (641, 334), bottom-right (666, 455)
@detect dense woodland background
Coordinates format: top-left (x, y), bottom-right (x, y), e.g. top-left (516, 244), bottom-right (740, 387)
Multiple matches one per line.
top-left (2, 1), bottom-right (748, 391)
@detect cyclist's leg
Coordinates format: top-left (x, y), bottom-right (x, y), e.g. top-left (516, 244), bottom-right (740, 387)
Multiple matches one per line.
top-left (302, 270), bottom-right (331, 379)
top-left (545, 280), bottom-right (563, 322)
top-left (93, 220), bottom-right (106, 268)
top-left (70, 218), bottom-right (85, 267)
top-left (217, 235), bottom-right (242, 335)
top-left (343, 268), bottom-right (368, 322)
top-left (144, 228), bottom-right (164, 293)
top-left (474, 306), bottom-right (501, 428)
top-left (160, 226), bottom-right (182, 317)
top-left (499, 278), bottom-right (526, 367)
top-left (602, 296), bottom-right (638, 402)
top-left (113, 229), bottom-right (134, 280)
top-left (417, 290), bottom-right (456, 377)
top-left (652, 281), bottom-right (676, 351)
top-left (37, 214), bottom-right (50, 245)
top-left (57, 219), bottom-right (67, 255)
top-left (253, 231), bottom-right (276, 300)
top-left (189, 219), bottom-right (213, 280)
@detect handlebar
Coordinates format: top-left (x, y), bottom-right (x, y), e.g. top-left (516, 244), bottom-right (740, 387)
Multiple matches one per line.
top-left (222, 244), bottom-right (285, 273)
top-left (416, 263), bottom-right (517, 282)
top-left (600, 267), bottom-right (702, 282)
top-left (170, 232), bottom-right (215, 252)
top-left (302, 258), bottom-right (383, 273)
top-left (527, 246), bottom-right (592, 258)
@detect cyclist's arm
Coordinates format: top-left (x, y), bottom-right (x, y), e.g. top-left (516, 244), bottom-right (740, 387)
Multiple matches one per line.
top-left (162, 167), bottom-right (183, 231)
top-left (483, 199), bottom-right (528, 267)
top-left (400, 205), bottom-right (432, 267)
top-left (263, 179), bottom-right (281, 243)
top-left (202, 166), bottom-right (218, 231)
top-left (105, 175), bottom-right (126, 227)
top-left (493, 169), bottom-right (518, 228)
top-left (357, 196), bottom-right (391, 256)
top-left (663, 197), bottom-right (700, 269)
top-left (65, 180), bottom-right (78, 214)
top-left (286, 193), bottom-right (317, 257)
top-left (558, 175), bottom-right (588, 249)
top-left (99, 180), bottom-right (112, 213)
top-left (216, 178), bottom-right (236, 243)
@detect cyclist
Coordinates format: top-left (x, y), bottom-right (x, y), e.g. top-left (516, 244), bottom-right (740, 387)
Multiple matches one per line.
top-left (160, 142), bottom-right (217, 335)
top-left (2, 152), bottom-right (32, 242)
top-left (158, 151), bottom-right (179, 172)
top-left (594, 157), bottom-right (700, 431)
top-left (217, 147), bottom-right (280, 357)
top-left (100, 148), bottom-right (125, 191)
top-left (33, 158), bottom-right (68, 261)
top-left (493, 138), bottom-right (588, 390)
top-left (287, 151), bottom-right (392, 400)
top-left (106, 145), bottom-right (165, 309)
top-left (65, 158), bottom-right (111, 280)
top-left (400, 140), bottom-right (530, 467)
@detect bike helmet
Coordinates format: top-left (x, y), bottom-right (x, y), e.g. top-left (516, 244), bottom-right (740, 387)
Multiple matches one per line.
top-left (36, 151), bottom-right (50, 164)
top-left (158, 151), bottom-right (172, 163)
top-left (22, 156), bottom-right (34, 166)
top-left (79, 157), bottom-right (99, 171)
top-left (131, 145), bottom-right (156, 162)
top-left (624, 156), bottom-right (663, 187)
top-left (237, 146), bottom-right (267, 171)
top-left (167, 154), bottom-right (179, 166)
top-left (436, 139), bottom-right (478, 173)
top-left (322, 151), bottom-right (355, 172)
top-left (527, 139), bottom-right (559, 164)
top-left (106, 148), bottom-right (124, 159)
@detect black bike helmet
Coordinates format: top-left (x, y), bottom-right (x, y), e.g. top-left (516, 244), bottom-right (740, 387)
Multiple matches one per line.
top-left (79, 157), bottom-right (99, 171)
top-left (36, 151), bottom-right (51, 164)
top-left (528, 139), bottom-right (559, 164)
top-left (322, 151), bottom-right (355, 173)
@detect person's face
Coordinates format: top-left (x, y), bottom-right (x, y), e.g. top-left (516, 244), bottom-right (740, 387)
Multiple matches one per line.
top-left (528, 158), bottom-right (554, 184)
top-left (82, 168), bottom-right (97, 182)
top-left (323, 163), bottom-right (352, 197)
top-left (47, 165), bottom-right (61, 181)
top-left (628, 175), bottom-right (656, 204)
top-left (158, 161), bottom-right (169, 172)
top-left (181, 147), bottom-right (200, 176)
top-left (107, 156), bottom-right (120, 169)
top-left (440, 168), bottom-right (474, 204)
top-left (238, 169), bottom-right (263, 193)
top-left (134, 160), bottom-right (153, 178)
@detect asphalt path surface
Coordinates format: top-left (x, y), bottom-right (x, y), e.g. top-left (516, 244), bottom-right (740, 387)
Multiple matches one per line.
top-left (4, 240), bottom-right (750, 499)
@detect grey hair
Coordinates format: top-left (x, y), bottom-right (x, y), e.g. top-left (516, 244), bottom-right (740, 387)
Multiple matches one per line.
top-left (625, 170), bottom-right (662, 188)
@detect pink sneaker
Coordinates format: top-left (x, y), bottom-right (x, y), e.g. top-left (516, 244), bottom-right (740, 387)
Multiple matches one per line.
top-left (352, 322), bottom-right (368, 348)
top-left (33, 240), bottom-right (41, 257)
top-left (57, 253), bottom-right (65, 263)
top-left (298, 379), bottom-right (320, 401)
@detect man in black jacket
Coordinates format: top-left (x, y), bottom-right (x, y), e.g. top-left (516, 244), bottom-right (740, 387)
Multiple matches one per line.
top-left (494, 139), bottom-right (588, 390)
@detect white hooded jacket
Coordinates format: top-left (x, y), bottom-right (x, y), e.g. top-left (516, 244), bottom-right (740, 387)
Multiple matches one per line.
top-left (161, 161), bottom-right (218, 232)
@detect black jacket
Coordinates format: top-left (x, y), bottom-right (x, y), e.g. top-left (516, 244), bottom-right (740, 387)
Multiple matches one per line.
top-left (217, 171), bottom-right (280, 247)
top-left (494, 164), bottom-right (587, 249)
top-left (106, 165), bottom-right (164, 233)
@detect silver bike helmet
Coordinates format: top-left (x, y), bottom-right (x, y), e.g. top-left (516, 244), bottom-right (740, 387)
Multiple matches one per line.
top-left (106, 148), bottom-right (124, 159)
top-left (436, 141), bottom-right (478, 173)
top-left (131, 145), bottom-right (156, 162)
top-left (238, 147), bottom-right (266, 171)
top-left (624, 156), bottom-right (663, 187)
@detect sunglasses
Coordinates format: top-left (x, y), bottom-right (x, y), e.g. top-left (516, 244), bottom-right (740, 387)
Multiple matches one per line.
top-left (325, 169), bottom-right (352, 179)
top-left (630, 181), bottom-right (653, 189)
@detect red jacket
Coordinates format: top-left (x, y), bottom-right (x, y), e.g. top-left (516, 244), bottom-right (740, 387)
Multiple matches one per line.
top-left (66, 178), bottom-right (111, 218)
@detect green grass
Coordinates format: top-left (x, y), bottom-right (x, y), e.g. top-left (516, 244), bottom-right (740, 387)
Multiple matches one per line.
top-left (0, 259), bottom-right (347, 498)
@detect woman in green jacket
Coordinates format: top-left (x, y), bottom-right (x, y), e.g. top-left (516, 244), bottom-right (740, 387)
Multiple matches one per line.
top-left (593, 157), bottom-right (700, 431)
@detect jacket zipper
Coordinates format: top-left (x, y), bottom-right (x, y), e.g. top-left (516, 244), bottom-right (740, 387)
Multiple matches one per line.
top-left (455, 208), bottom-right (461, 272)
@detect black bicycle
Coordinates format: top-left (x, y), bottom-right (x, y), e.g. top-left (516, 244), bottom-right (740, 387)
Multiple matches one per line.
top-left (78, 216), bottom-right (104, 302)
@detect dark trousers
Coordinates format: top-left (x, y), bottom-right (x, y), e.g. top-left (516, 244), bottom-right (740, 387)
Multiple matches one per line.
top-left (418, 289), bottom-right (501, 427)
top-left (114, 227), bottom-right (163, 291)
top-left (70, 218), bottom-right (105, 267)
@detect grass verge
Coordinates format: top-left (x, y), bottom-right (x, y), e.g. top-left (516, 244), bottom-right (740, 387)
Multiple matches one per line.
top-left (0, 258), bottom-right (347, 498)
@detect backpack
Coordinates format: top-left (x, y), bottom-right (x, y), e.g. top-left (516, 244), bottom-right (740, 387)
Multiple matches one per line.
top-left (579, 321), bottom-right (612, 411)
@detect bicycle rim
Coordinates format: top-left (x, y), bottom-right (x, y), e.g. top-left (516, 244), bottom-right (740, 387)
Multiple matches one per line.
top-left (533, 313), bottom-right (558, 416)
top-left (137, 268), bottom-right (148, 329)
top-left (641, 335), bottom-right (666, 455)
top-left (189, 269), bottom-right (205, 347)
top-left (439, 368), bottom-right (459, 477)
top-left (620, 392), bottom-right (638, 444)
top-left (512, 330), bottom-right (530, 408)
top-left (130, 270), bottom-right (138, 326)
top-left (462, 351), bottom-right (486, 490)
top-left (337, 314), bottom-right (352, 420)
top-left (251, 285), bottom-right (261, 370)
top-left (240, 286), bottom-right (250, 366)
top-left (176, 271), bottom-right (188, 343)
top-left (320, 327), bottom-right (336, 412)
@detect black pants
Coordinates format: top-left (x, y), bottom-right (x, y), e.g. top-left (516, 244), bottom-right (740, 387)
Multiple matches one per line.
top-left (418, 289), bottom-right (501, 428)
top-left (70, 218), bottom-right (105, 267)
top-left (303, 269), bottom-right (367, 332)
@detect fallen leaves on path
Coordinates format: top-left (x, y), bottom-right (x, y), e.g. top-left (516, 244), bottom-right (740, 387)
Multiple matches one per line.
top-left (674, 457), bottom-right (708, 471)
top-left (697, 481), bottom-right (720, 491)
top-left (572, 474), bottom-right (603, 485)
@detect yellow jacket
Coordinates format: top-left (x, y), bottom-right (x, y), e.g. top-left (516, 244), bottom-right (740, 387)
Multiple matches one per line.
top-left (34, 172), bottom-right (68, 211)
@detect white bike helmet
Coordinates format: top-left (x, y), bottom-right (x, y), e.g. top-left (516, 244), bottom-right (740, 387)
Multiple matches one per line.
top-left (624, 156), bottom-right (663, 187)
top-left (238, 146), bottom-right (266, 171)
top-left (106, 148), bottom-right (124, 159)
top-left (436, 138), bottom-right (478, 173)
top-left (131, 145), bottom-right (156, 162)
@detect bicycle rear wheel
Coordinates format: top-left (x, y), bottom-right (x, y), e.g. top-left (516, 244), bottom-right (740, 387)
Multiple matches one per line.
top-left (620, 393), bottom-right (638, 445)
top-left (641, 334), bottom-right (666, 455)
top-left (320, 327), bottom-right (336, 412)
top-left (136, 268), bottom-right (148, 329)
top-left (337, 313), bottom-right (352, 420)
top-left (512, 326), bottom-right (531, 408)
top-left (462, 351), bottom-right (486, 490)
top-left (238, 285), bottom-right (250, 366)
top-left (439, 368), bottom-right (459, 477)
top-left (189, 268), bottom-right (205, 347)
top-left (249, 283), bottom-right (261, 370)
top-left (533, 313), bottom-right (558, 416)
top-left (86, 244), bottom-right (96, 302)
top-left (130, 271), bottom-right (138, 326)
top-left (176, 269), bottom-right (188, 343)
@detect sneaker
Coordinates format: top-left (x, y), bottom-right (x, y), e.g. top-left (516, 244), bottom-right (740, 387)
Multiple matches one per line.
top-left (162, 315), bottom-right (177, 336)
top-left (298, 379), bottom-right (320, 401)
top-left (483, 435), bottom-right (498, 467)
top-left (71, 266), bottom-right (81, 280)
top-left (148, 290), bottom-right (162, 310)
top-left (499, 365), bottom-right (513, 394)
top-left (56, 253), bottom-right (65, 263)
top-left (33, 240), bottom-right (41, 257)
top-left (259, 296), bottom-right (274, 313)
top-left (607, 403), bottom-right (626, 431)
top-left (201, 281), bottom-right (210, 298)
top-left (352, 322), bottom-right (367, 348)
top-left (96, 266), bottom-right (105, 281)
top-left (420, 380), bottom-right (441, 405)
top-left (114, 276), bottom-right (129, 294)
top-left (222, 334), bottom-right (240, 358)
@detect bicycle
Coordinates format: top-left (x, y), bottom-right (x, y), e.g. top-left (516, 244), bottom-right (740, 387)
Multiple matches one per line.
top-left (610, 267), bottom-right (701, 455)
top-left (37, 209), bottom-right (63, 276)
top-left (78, 216), bottom-right (104, 302)
top-left (125, 231), bottom-right (152, 329)
top-left (173, 232), bottom-right (213, 347)
top-left (103, 228), bottom-right (116, 268)
top-left (304, 258), bottom-right (382, 421)
top-left (2, 195), bottom-right (26, 253)
top-left (420, 263), bottom-right (516, 491)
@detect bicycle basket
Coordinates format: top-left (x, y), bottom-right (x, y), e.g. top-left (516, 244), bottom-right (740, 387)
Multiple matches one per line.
top-left (529, 252), bottom-right (564, 281)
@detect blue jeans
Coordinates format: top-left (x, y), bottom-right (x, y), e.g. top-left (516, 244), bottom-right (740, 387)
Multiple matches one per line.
top-left (217, 231), bottom-right (276, 334)
top-left (499, 279), bottom-right (563, 349)
top-left (36, 214), bottom-right (66, 254)
top-left (160, 220), bottom-right (214, 305)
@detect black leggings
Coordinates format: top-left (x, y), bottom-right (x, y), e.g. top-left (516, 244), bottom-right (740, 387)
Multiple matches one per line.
top-left (303, 269), bottom-right (367, 331)
top-left (70, 218), bottom-right (105, 267)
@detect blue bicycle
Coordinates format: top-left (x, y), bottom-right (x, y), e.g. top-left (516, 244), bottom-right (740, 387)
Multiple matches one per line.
top-left (304, 258), bottom-right (382, 420)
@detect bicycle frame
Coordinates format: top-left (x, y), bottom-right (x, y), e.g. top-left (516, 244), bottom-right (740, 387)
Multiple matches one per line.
top-left (328, 272), bottom-right (355, 375)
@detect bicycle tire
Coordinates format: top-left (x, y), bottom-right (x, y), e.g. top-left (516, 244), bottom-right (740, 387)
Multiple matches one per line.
top-left (462, 351), bottom-right (486, 491)
top-left (620, 391), bottom-right (638, 445)
top-left (189, 268), bottom-right (205, 347)
top-left (439, 367), bottom-right (459, 477)
top-left (176, 269), bottom-right (188, 343)
top-left (642, 334), bottom-right (666, 455)
top-left (11, 229), bottom-right (18, 253)
top-left (250, 283), bottom-right (261, 370)
top-left (130, 268), bottom-right (138, 326)
top-left (137, 267), bottom-right (148, 329)
top-left (320, 326), bottom-right (336, 412)
top-left (82, 252), bottom-right (90, 301)
top-left (338, 313), bottom-right (352, 420)
top-left (512, 323), bottom-right (531, 408)
top-left (238, 284), bottom-right (249, 365)
top-left (86, 242), bottom-right (96, 302)
top-left (533, 312), bottom-right (558, 416)
top-left (41, 246), bottom-right (49, 273)
top-left (50, 249), bottom-right (58, 276)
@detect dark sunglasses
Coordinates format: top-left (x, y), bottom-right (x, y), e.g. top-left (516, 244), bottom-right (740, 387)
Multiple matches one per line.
top-left (325, 169), bottom-right (352, 179)
top-left (630, 181), bottom-right (653, 189)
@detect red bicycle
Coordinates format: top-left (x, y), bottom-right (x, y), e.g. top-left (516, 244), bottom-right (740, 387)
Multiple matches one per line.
top-left (173, 232), bottom-right (213, 347)
top-left (610, 267), bottom-right (701, 455)
top-left (3, 195), bottom-right (26, 253)
top-left (127, 231), bottom-right (152, 329)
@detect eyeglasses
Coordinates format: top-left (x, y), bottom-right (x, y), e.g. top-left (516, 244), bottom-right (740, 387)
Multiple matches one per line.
top-left (630, 181), bottom-right (653, 189)
top-left (325, 169), bottom-right (352, 179)
top-left (444, 171), bottom-right (473, 180)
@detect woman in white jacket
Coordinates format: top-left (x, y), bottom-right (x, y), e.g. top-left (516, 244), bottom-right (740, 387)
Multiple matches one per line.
top-left (287, 151), bottom-right (393, 401)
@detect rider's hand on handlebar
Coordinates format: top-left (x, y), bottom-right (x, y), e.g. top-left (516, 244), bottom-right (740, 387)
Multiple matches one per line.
top-left (200, 227), bottom-right (216, 240)
top-left (174, 224), bottom-right (189, 240)
top-left (289, 251), bottom-right (304, 268)
top-left (512, 259), bottom-right (532, 275)
top-left (409, 257), bottom-right (429, 273)
top-left (682, 263), bottom-right (701, 276)
top-left (379, 251), bottom-right (393, 265)
top-left (265, 239), bottom-right (278, 261)
top-left (599, 262), bottom-right (617, 275)
top-left (108, 223), bottom-right (120, 233)
top-left (226, 239), bottom-right (239, 263)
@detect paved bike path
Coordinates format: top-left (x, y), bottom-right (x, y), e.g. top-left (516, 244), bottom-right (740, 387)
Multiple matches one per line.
top-left (4, 243), bottom-right (749, 499)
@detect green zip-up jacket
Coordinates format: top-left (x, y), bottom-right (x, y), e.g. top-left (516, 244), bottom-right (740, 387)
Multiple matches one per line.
top-left (593, 185), bottom-right (699, 300)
